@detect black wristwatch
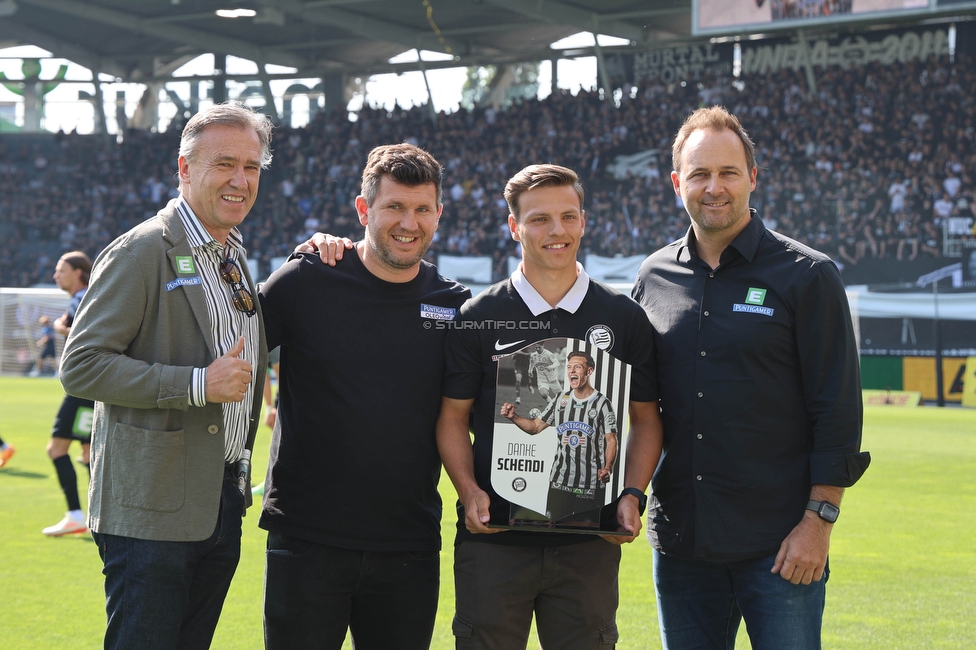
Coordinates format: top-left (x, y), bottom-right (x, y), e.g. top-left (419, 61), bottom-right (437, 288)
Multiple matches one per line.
top-left (620, 488), bottom-right (647, 516)
top-left (806, 499), bottom-right (840, 523)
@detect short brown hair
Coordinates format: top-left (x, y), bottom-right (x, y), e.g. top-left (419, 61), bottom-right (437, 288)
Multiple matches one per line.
top-left (504, 164), bottom-right (585, 221)
top-left (360, 143), bottom-right (443, 206)
top-left (672, 106), bottom-right (756, 174)
top-left (60, 251), bottom-right (92, 285)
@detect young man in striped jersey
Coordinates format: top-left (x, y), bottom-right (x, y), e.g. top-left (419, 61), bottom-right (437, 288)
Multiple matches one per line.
top-left (501, 350), bottom-right (618, 524)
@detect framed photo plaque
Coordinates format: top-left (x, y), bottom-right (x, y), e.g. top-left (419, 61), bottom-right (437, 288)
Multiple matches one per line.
top-left (487, 337), bottom-right (635, 535)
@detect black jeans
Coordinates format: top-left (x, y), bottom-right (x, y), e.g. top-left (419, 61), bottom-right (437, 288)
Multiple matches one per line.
top-left (264, 532), bottom-right (439, 650)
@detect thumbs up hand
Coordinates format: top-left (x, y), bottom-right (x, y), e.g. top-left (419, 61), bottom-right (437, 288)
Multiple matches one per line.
top-left (205, 336), bottom-right (254, 403)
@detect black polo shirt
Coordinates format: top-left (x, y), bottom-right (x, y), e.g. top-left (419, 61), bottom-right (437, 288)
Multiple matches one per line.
top-left (443, 265), bottom-right (658, 548)
top-left (632, 212), bottom-right (870, 563)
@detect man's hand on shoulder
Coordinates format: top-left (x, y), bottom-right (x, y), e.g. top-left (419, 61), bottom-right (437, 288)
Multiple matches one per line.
top-left (205, 336), bottom-right (254, 403)
top-left (295, 232), bottom-right (354, 266)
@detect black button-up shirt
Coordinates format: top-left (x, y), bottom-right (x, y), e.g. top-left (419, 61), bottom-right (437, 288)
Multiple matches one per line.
top-left (633, 212), bottom-right (870, 563)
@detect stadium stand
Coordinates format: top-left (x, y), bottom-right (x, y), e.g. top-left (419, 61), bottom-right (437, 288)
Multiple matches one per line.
top-left (1, 52), bottom-right (974, 288)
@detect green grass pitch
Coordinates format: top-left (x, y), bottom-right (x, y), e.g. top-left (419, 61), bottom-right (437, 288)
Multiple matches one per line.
top-left (1, 376), bottom-right (974, 648)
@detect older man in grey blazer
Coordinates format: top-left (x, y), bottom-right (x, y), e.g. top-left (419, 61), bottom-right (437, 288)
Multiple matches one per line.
top-left (61, 102), bottom-right (270, 650)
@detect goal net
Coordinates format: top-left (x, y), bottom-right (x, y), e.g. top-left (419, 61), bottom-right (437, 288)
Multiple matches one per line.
top-left (0, 288), bottom-right (69, 376)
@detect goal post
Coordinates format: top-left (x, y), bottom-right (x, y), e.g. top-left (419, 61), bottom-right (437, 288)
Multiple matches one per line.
top-left (0, 288), bottom-right (69, 376)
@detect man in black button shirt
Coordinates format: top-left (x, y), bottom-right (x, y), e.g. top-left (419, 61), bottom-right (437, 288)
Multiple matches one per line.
top-left (628, 106), bottom-right (871, 649)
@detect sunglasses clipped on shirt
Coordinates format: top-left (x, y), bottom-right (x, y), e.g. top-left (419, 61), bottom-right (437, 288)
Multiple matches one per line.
top-left (219, 258), bottom-right (256, 317)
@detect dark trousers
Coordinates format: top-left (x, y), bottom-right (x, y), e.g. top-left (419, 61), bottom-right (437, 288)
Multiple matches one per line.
top-left (92, 466), bottom-right (244, 650)
top-left (452, 538), bottom-right (620, 650)
top-left (264, 532), bottom-right (439, 650)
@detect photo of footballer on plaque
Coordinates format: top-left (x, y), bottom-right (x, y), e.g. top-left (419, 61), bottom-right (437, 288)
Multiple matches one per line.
top-left (490, 337), bottom-right (633, 535)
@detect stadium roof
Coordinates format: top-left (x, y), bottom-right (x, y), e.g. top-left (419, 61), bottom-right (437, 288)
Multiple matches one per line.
top-left (0, 0), bottom-right (695, 82)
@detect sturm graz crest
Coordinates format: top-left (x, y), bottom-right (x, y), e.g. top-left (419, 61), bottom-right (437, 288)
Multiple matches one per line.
top-left (586, 324), bottom-right (614, 351)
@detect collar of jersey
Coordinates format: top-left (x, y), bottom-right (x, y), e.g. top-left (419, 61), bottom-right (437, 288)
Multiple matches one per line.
top-left (511, 262), bottom-right (589, 316)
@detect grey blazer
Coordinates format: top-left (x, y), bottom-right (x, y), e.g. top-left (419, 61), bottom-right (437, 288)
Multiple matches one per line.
top-left (61, 199), bottom-right (268, 542)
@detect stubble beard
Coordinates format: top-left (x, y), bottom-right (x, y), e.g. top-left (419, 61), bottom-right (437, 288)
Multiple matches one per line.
top-left (690, 199), bottom-right (750, 235)
top-left (365, 222), bottom-right (431, 271)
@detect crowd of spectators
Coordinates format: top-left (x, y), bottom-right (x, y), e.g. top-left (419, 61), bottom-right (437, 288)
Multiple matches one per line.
top-left (1, 51), bottom-right (974, 288)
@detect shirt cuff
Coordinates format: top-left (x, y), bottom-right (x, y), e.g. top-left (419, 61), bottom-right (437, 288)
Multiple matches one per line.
top-left (810, 450), bottom-right (872, 487)
top-left (189, 367), bottom-right (207, 407)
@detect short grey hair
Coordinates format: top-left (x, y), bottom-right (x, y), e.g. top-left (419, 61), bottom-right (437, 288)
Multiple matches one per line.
top-left (179, 101), bottom-right (274, 169)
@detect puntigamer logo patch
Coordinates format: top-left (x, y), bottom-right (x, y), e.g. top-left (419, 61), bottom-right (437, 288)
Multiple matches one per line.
top-left (420, 303), bottom-right (456, 320)
top-left (733, 287), bottom-right (774, 317)
top-left (166, 277), bottom-right (202, 291)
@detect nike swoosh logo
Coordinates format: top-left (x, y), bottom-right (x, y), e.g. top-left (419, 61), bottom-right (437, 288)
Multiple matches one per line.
top-left (494, 339), bottom-right (525, 351)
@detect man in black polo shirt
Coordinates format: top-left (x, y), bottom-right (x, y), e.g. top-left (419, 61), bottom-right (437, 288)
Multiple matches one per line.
top-left (437, 164), bottom-right (663, 649)
top-left (627, 106), bottom-right (871, 649)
